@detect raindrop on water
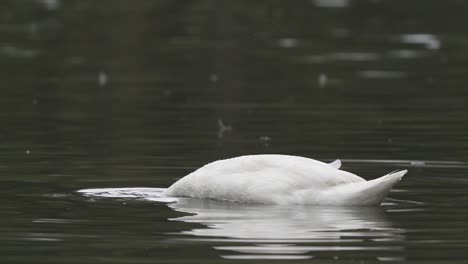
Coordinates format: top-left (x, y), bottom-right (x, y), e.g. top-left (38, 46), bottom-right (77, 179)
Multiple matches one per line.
top-left (210, 74), bottom-right (219, 83)
top-left (98, 72), bottom-right (108, 87)
top-left (278, 38), bottom-right (298, 48)
top-left (217, 119), bottom-right (232, 138)
top-left (41, 0), bottom-right (60, 10)
top-left (318, 73), bottom-right (328, 88)
top-left (259, 136), bottom-right (272, 147)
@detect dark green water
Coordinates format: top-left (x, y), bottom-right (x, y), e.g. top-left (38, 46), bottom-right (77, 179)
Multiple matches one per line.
top-left (2, 0), bottom-right (468, 263)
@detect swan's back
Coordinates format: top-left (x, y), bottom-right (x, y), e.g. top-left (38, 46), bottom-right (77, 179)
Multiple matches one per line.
top-left (164, 155), bottom-right (367, 204)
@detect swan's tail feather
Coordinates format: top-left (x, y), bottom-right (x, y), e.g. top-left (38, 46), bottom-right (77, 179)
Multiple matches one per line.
top-left (353, 170), bottom-right (407, 205)
top-left (382, 169), bottom-right (407, 181)
top-left (319, 170), bottom-right (407, 206)
top-left (329, 159), bottom-right (342, 169)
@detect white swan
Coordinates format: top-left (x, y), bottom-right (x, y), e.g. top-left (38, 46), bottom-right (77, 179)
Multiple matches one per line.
top-left (163, 155), bottom-right (407, 206)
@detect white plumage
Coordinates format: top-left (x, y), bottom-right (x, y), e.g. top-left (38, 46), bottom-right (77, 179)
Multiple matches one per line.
top-left (163, 155), bottom-right (407, 206)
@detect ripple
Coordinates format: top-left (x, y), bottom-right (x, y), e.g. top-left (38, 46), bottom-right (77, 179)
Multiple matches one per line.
top-left (305, 52), bottom-right (379, 63)
top-left (1, 45), bottom-right (39, 58)
top-left (32, 218), bottom-right (87, 224)
top-left (357, 70), bottom-right (407, 79)
top-left (78, 187), bottom-right (166, 198)
top-left (312, 0), bottom-right (350, 8)
top-left (387, 49), bottom-right (428, 59)
top-left (339, 159), bottom-right (468, 168)
top-left (217, 245), bottom-right (403, 253)
top-left (221, 254), bottom-right (312, 260)
top-left (399, 33), bottom-right (441, 50)
top-left (278, 38), bottom-right (298, 48)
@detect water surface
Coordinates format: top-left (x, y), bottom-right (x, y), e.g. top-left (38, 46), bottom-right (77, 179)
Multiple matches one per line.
top-left (2, 0), bottom-right (468, 263)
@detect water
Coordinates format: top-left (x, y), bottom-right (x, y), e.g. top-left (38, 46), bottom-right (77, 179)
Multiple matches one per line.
top-left (2, 0), bottom-right (468, 263)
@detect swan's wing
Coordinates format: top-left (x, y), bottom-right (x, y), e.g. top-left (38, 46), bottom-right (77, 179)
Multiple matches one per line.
top-left (329, 159), bottom-right (342, 169)
top-left (164, 155), bottom-right (364, 204)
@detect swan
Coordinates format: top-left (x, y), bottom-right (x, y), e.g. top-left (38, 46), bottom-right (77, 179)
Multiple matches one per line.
top-left (162, 155), bottom-right (407, 206)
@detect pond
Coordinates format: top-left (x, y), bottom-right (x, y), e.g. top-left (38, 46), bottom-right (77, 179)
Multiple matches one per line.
top-left (1, 0), bottom-right (468, 263)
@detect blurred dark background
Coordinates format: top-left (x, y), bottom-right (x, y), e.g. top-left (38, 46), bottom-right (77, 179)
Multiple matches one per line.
top-left (1, 0), bottom-right (468, 186)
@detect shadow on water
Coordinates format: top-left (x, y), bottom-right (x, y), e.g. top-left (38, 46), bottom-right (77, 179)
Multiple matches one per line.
top-left (78, 187), bottom-right (414, 261)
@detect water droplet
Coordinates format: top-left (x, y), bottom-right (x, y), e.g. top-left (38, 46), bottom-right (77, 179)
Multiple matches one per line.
top-left (41, 0), bottom-right (60, 10)
top-left (210, 74), bottom-right (219, 83)
top-left (98, 72), bottom-right (108, 87)
top-left (259, 136), bottom-right (272, 147)
top-left (69, 56), bottom-right (84, 65)
top-left (29, 23), bottom-right (38, 34)
top-left (278, 38), bottom-right (298, 48)
top-left (312, 0), bottom-right (350, 8)
top-left (318, 73), bottom-right (327, 88)
top-left (217, 119), bottom-right (232, 138)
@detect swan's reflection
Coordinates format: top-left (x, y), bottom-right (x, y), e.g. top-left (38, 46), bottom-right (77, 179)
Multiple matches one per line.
top-left (167, 198), bottom-right (406, 260)
top-left (78, 187), bottom-right (406, 260)
top-left (169, 198), bottom-right (394, 239)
